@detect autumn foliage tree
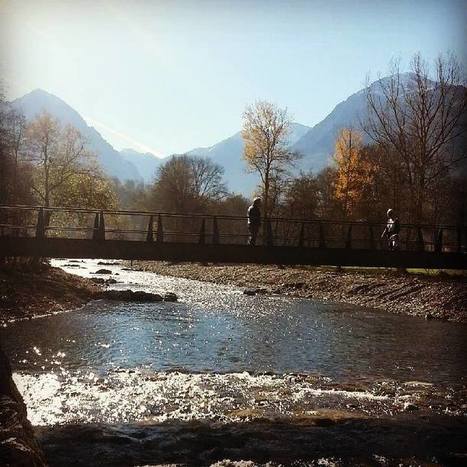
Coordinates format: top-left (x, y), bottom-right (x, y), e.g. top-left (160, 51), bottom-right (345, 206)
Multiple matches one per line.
top-left (333, 128), bottom-right (375, 218)
top-left (242, 101), bottom-right (300, 217)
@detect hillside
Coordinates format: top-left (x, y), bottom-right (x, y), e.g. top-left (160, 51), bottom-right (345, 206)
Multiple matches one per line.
top-left (119, 148), bottom-right (162, 184)
top-left (11, 89), bottom-right (144, 182)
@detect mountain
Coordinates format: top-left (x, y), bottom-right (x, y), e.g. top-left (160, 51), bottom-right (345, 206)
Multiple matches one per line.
top-left (291, 73), bottom-right (420, 169)
top-left (185, 73), bottom-right (433, 195)
top-left (15, 74), bottom-right (452, 196)
top-left (187, 122), bottom-right (311, 195)
top-left (119, 148), bottom-right (162, 183)
top-left (11, 89), bottom-right (144, 182)
top-left (291, 90), bottom-right (368, 171)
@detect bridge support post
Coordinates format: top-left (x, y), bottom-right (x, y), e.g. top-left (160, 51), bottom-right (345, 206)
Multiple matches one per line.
top-left (156, 214), bottom-right (164, 243)
top-left (35, 208), bottom-right (45, 239)
top-left (298, 222), bottom-right (304, 247)
top-left (92, 213), bottom-right (99, 240)
top-left (417, 227), bottom-right (424, 252)
top-left (199, 219), bottom-right (205, 245)
top-left (98, 211), bottom-right (105, 241)
top-left (146, 215), bottom-right (154, 242)
top-left (265, 218), bottom-right (273, 247)
top-left (434, 228), bottom-right (443, 253)
top-left (212, 216), bottom-right (220, 244)
top-left (369, 224), bottom-right (375, 250)
top-left (319, 224), bottom-right (326, 248)
top-left (345, 225), bottom-right (352, 249)
top-left (457, 225), bottom-right (462, 253)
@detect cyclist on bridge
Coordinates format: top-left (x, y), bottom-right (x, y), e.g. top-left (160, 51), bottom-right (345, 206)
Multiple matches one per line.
top-left (381, 208), bottom-right (400, 250)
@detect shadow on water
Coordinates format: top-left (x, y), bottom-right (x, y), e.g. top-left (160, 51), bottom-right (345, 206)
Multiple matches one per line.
top-left (37, 415), bottom-right (467, 466)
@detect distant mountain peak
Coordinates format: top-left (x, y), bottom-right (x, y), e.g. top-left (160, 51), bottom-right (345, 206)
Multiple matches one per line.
top-left (120, 147), bottom-right (159, 159)
top-left (14, 88), bottom-right (74, 109)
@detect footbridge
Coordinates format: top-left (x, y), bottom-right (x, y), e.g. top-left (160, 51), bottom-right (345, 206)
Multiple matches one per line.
top-left (0, 205), bottom-right (465, 269)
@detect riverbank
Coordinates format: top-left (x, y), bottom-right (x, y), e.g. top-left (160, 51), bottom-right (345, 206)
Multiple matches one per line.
top-left (130, 261), bottom-right (467, 323)
top-left (0, 263), bottom-right (100, 325)
top-left (0, 347), bottom-right (46, 466)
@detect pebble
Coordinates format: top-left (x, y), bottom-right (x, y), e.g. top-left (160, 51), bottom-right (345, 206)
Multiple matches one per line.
top-left (403, 402), bottom-right (419, 411)
top-left (93, 269), bottom-right (112, 275)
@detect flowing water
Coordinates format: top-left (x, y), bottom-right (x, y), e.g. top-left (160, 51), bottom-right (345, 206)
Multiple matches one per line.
top-left (1, 259), bottom-right (466, 466)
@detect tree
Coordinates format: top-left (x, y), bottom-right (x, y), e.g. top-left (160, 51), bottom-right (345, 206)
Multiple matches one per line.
top-left (151, 155), bottom-right (227, 213)
top-left (25, 112), bottom-right (97, 208)
top-left (282, 172), bottom-right (319, 219)
top-left (112, 178), bottom-right (151, 211)
top-left (242, 100), bottom-right (300, 217)
top-left (53, 166), bottom-right (117, 209)
top-left (315, 167), bottom-right (340, 219)
top-left (0, 91), bottom-right (33, 207)
top-left (333, 128), bottom-right (374, 218)
top-left (365, 53), bottom-right (467, 223)
top-left (190, 157), bottom-right (228, 203)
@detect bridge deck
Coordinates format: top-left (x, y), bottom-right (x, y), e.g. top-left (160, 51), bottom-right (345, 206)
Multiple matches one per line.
top-left (1, 237), bottom-right (465, 269)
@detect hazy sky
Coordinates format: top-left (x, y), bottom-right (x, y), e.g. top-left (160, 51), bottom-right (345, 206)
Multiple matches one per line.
top-left (0, 0), bottom-right (465, 156)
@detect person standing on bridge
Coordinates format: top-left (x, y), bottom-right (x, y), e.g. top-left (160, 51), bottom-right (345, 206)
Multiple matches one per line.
top-left (247, 197), bottom-right (261, 246)
top-left (381, 208), bottom-right (400, 250)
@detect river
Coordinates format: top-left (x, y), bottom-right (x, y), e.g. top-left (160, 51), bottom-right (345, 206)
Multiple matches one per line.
top-left (1, 259), bottom-right (466, 466)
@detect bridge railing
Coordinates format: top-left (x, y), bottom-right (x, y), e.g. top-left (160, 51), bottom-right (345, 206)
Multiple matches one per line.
top-left (0, 205), bottom-right (465, 253)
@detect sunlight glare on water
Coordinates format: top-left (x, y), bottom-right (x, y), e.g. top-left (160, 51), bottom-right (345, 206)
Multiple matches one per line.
top-left (2, 259), bottom-right (467, 427)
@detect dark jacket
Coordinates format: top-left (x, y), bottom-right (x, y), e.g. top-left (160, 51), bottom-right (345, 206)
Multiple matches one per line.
top-left (247, 205), bottom-right (261, 226)
top-left (384, 218), bottom-right (400, 236)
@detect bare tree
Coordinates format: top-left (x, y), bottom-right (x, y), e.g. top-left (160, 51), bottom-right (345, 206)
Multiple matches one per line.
top-left (151, 155), bottom-right (227, 213)
top-left (242, 100), bottom-right (300, 217)
top-left (190, 157), bottom-right (228, 203)
top-left (364, 53), bottom-right (467, 223)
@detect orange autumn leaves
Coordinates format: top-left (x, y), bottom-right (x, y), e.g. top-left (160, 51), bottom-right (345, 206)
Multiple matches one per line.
top-left (333, 129), bottom-right (376, 218)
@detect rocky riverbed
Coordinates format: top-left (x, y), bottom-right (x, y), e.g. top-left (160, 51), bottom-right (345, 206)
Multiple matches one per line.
top-left (0, 263), bottom-right (177, 325)
top-left (129, 261), bottom-right (467, 323)
top-left (0, 263), bottom-right (99, 325)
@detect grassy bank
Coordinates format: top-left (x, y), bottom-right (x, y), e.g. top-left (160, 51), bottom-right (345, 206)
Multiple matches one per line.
top-left (131, 261), bottom-right (467, 323)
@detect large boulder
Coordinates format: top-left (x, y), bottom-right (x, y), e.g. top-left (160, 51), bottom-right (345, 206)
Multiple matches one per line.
top-left (163, 292), bottom-right (178, 302)
top-left (95, 289), bottom-right (163, 302)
